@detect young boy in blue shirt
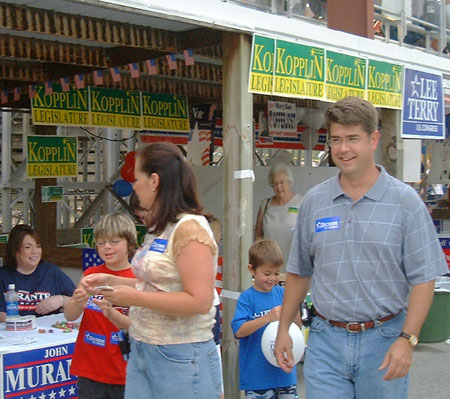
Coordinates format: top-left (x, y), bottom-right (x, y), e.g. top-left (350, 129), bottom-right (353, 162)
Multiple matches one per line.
top-left (231, 239), bottom-right (298, 399)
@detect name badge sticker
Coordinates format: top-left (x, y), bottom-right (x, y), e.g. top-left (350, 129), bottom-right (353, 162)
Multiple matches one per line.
top-left (149, 238), bottom-right (168, 253)
top-left (315, 216), bottom-right (341, 233)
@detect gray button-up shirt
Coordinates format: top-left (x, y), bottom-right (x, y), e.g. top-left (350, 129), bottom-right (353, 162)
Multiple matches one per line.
top-left (287, 166), bottom-right (448, 321)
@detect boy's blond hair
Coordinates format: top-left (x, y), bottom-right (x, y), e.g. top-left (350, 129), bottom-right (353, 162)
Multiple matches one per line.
top-left (249, 239), bottom-right (283, 269)
top-left (94, 212), bottom-right (138, 257)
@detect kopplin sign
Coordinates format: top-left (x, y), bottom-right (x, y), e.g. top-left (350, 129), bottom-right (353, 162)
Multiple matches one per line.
top-left (401, 68), bottom-right (445, 139)
top-left (2, 343), bottom-right (77, 399)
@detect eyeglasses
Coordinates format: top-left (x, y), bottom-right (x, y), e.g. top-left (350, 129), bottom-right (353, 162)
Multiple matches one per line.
top-left (270, 180), bottom-right (288, 187)
top-left (96, 239), bottom-right (124, 248)
top-left (327, 135), bottom-right (369, 147)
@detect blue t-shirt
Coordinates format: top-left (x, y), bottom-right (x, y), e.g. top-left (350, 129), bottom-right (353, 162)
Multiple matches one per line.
top-left (231, 285), bottom-right (296, 391)
top-left (0, 261), bottom-right (76, 316)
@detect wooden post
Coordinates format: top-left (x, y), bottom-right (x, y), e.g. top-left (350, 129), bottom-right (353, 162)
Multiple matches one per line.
top-left (222, 32), bottom-right (253, 399)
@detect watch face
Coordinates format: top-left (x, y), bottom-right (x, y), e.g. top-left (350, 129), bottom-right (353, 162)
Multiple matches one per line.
top-left (410, 335), bottom-right (419, 346)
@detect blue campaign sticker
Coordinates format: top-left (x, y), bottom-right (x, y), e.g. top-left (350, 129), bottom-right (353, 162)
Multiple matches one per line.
top-left (149, 238), bottom-right (168, 253)
top-left (315, 216), bottom-right (340, 233)
top-left (110, 331), bottom-right (120, 345)
top-left (84, 331), bottom-right (106, 348)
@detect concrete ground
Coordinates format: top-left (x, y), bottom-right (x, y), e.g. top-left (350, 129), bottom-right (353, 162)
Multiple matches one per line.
top-left (295, 338), bottom-right (450, 398)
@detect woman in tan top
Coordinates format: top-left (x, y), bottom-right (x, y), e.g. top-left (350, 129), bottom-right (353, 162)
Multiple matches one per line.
top-left (81, 142), bottom-right (222, 399)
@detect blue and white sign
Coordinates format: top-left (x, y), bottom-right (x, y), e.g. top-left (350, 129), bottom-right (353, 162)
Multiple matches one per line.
top-left (402, 68), bottom-right (445, 139)
top-left (2, 343), bottom-right (77, 399)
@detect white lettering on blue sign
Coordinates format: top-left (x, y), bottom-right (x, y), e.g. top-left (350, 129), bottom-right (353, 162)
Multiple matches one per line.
top-left (84, 331), bottom-right (106, 347)
top-left (149, 238), bottom-right (168, 253)
top-left (5, 359), bottom-right (72, 392)
top-left (315, 216), bottom-right (340, 233)
top-left (3, 343), bottom-right (77, 397)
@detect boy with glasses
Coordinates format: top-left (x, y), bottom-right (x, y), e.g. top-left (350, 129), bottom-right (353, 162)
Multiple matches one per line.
top-left (65, 212), bottom-right (138, 399)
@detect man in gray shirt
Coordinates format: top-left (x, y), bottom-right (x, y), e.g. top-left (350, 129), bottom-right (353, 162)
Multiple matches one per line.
top-left (275, 96), bottom-right (448, 399)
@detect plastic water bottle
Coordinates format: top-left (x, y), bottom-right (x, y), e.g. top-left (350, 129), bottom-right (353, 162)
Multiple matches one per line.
top-left (5, 284), bottom-right (19, 318)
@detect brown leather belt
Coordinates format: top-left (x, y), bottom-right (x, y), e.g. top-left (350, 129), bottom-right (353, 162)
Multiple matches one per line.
top-left (315, 312), bottom-right (396, 333)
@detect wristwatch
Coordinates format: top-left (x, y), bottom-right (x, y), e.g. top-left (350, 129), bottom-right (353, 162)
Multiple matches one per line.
top-left (399, 332), bottom-right (419, 347)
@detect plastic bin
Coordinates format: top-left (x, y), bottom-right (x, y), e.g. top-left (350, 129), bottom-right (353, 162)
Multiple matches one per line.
top-left (419, 289), bottom-right (450, 343)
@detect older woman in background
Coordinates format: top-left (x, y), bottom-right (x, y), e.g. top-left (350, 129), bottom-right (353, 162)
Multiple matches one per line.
top-left (255, 163), bottom-right (303, 270)
top-left (0, 224), bottom-right (76, 321)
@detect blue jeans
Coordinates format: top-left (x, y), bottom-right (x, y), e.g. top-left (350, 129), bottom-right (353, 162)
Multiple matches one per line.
top-left (124, 337), bottom-right (222, 399)
top-left (304, 312), bottom-right (409, 399)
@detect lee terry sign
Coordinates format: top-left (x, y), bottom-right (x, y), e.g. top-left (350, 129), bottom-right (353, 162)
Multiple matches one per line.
top-left (401, 68), bottom-right (445, 139)
top-left (27, 136), bottom-right (78, 178)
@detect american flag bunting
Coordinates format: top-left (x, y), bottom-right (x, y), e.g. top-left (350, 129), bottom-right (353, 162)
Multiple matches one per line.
top-left (128, 63), bottom-right (140, 78)
top-left (60, 77), bottom-right (70, 92)
top-left (75, 74), bottom-right (85, 89)
top-left (166, 54), bottom-right (177, 70)
top-left (45, 81), bottom-right (53, 96)
top-left (13, 87), bottom-right (21, 101)
top-left (183, 49), bottom-right (195, 66)
top-left (93, 70), bottom-right (103, 85)
top-left (110, 66), bottom-right (121, 82)
top-left (145, 59), bottom-right (158, 75)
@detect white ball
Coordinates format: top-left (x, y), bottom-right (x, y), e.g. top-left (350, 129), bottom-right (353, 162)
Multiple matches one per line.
top-left (261, 321), bottom-right (305, 368)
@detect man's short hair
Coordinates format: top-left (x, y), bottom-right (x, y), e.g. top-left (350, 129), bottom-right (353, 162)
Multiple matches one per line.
top-left (249, 239), bottom-right (283, 269)
top-left (325, 96), bottom-right (378, 134)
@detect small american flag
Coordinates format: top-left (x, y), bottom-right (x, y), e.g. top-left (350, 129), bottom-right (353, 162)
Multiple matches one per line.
top-left (183, 49), bottom-right (195, 66)
top-left (145, 59), bottom-right (157, 75)
top-left (1, 90), bottom-right (7, 104)
top-left (75, 74), bottom-right (85, 89)
top-left (93, 70), bottom-right (103, 85)
top-left (110, 66), bottom-right (121, 82)
top-left (166, 54), bottom-right (177, 70)
top-left (45, 81), bottom-right (53, 96)
top-left (28, 84), bottom-right (36, 99)
top-left (82, 248), bottom-right (104, 271)
top-left (60, 76), bottom-right (70, 92)
top-left (128, 63), bottom-right (140, 78)
top-left (13, 87), bottom-right (21, 101)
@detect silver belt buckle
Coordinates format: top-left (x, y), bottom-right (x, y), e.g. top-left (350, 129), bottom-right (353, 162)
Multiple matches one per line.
top-left (346, 322), bottom-right (364, 333)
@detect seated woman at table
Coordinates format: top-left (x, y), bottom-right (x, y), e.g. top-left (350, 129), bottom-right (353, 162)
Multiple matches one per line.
top-left (0, 224), bottom-right (76, 322)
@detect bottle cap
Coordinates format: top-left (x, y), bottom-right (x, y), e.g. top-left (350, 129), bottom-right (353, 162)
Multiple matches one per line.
top-left (8, 284), bottom-right (15, 290)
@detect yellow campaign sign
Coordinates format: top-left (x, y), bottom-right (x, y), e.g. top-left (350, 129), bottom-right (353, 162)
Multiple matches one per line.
top-left (367, 60), bottom-right (403, 109)
top-left (90, 87), bottom-right (142, 129)
top-left (31, 84), bottom-right (90, 127)
top-left (90, 112), bottom-right (142, 129)
top-left (32, 109), bottom-right (90, 125)
top-left (27, 136), bottom-right (78, 178)
top-left (143, 116), bottom-right (190, 131)
top-left (325, 50), bottom-right (367, 102)
top-left (249, 35), bottom-right (275, 94)
top-left (273, 40), bottom-right (325, 99)
top-left (142, 93), bottom-right (189, 132)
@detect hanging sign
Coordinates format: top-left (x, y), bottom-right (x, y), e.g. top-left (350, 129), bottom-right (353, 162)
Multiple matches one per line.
top-left (142, 93), bottom-right (190, 132)
top-left (325, 50), bottom-right (367, 101)
top-left (26, 136), bottom-right (78, 178)
top-left (367, 60), bottom-right (403, 109)
top-left (273, 39), bottom-right (325, 99)
top-left (249, 35), bottom-right (275, 94)
top-left (401, 68), bottom-right (445, 139)
top-left (90, 87), bottom-right (141, 129)
top-left (268, 101), bottom-right (297, 138)
top-left (31, 84), bottom-right (90, 126)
